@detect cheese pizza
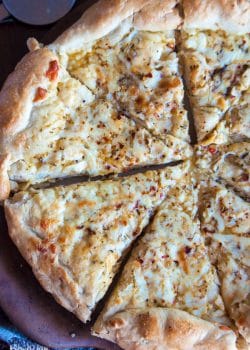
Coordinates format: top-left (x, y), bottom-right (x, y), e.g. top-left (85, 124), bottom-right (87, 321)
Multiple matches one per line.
top-left (0, 0), bottom-right (249, 349)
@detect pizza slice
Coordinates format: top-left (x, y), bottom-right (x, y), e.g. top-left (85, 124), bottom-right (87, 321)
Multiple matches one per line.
top-left (181, 0), bottom-right (250, 144)
top-left (53, 0), bottom-right (190, 143)
top-left (4, 161), bottom-right (189, 323)
top-left (200, 181), bottom-right (250, 344)
top-left (93, 176), bottom-right (237, 349)
top-left (196, 142), bottom-right (250, 199)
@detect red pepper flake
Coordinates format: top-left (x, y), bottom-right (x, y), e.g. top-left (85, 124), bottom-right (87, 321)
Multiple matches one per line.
top-left (49, 244), bottom-right (56, 254)
top-left (185, 246), bottom-right (192, 254)
top-left (237, 317), bottom-right (246, 326)
top-left (76, 225), bottom-right (84, 230)
top-left (46, 60), bottom-right (59, 81)
top-left (161, 255), bottom-right (169, 259)
top-left (239, 174), bottom-right (249, 182)
top-left (86, 228), bottom-right (95, 235)
top-left (208, 145), bottom-right (217, 155)
top-left (144, 72), bottom-right (153, 78)
top-left (150, 186), bottom-right (157, 192)
top-left (151, 259), bottom-right (155, 264)
top-left (38, 246), bottom-right (47, 254)
top-left (204, 227), bottom-right (215, 234)
top-left (137, 258), bottom-right (144, 264)
top-left (219, 325), bottom-right (231, 331)
top-left (134, 200), bottom-right (140, 210)
top-left (33, 87), bottom-right (47, 102)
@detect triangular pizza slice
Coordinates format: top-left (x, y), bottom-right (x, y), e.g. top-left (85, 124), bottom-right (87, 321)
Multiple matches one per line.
top-left (4, 161), bottom-right (189, 323)
top-left (53, 0), bottom-right (189, 143)
top-left (93, 174), bottom-right (237, 349)
top-left (181, 0), bottom-right (250, 144)
top-left (200, 181), bottom-right (250, 344)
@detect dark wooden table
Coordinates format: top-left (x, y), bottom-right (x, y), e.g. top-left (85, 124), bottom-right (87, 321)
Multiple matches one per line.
top-left (0, 0), bottom-right (85, 89)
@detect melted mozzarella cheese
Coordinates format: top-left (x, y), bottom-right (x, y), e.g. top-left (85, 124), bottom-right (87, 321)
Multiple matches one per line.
top-left (100, 180), bottom-right (230, 326)
top-left (200, 181), bottom-right (250, 342)
top-left (67, 27), bottom-right (189, 142)
top-left (6, 163), bottom-right (188, 320)
top-left (182, 30), bottom-right (250, 143)
top-left (8, 93), bottom-right (191, 183)
top-left (196, 142), bottom-right (250, 199)
top-left (201, 181), bottom-right (250, 235)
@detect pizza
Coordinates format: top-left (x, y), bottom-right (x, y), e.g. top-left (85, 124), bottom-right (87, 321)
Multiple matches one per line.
top-left (0, 0), bottom-right (249, 349)
top-left (181, 0), bottom-right (250, 145)
top-left (199, 180), bottom-right (250, 344)
top-left (93, 177), bottom-right (237, 349)
top-left (4, 162), bottom-right (188, 323)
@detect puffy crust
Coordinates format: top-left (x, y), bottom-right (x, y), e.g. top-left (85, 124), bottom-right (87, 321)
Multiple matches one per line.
top-left (93, 307), bottom-right (237, 350)
top-left (0, 154), bottom-right (11, 201)
top-left (133, 0), bottom-right (182, 32)
top-left (0, 47), bottom-right (60, 200)
top-left (51, 0), bottom-right (181, 53)
top-left (0, 47), bottom-right (58, 139)
top-left (183, 0), bottom-right (250, 33)
top-left (4, 200), bottom-right (91, 322)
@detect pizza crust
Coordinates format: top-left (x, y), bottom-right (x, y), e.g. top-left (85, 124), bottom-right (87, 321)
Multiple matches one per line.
top-left (183, 0), bottom-right (250, 34)
top-left (0, 47), bottom-right (60, 200)
top-left (0, 48), bottom-right (59, 139)
top-left (93, 307), bottom-right (237, 350)
top-left (51, 0), bottom-right (181, 53)
top-left (4, 192), bottom-right (92, 322)
top-left (0, 154), bottom-right (11, 201)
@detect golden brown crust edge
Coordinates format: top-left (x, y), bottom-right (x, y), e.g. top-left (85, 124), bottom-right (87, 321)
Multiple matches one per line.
top-left (0, 47), bottom-right (59, 199)
top-left (0, 154), bottom-right (11, 201)
top-left (92, 307), bottom-right (237, 350)
top-left (183, 0), bottom-right (250, 33)
top-left (51, 0), bottom-right (182, 53)
top-left (4, 200), bottom-right (92, 323)
top-left (0, 47), bottom-right (58, 138)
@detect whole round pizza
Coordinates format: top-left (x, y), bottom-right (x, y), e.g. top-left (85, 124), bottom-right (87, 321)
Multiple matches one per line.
top-left (0, 1), bottom-right (249, 349)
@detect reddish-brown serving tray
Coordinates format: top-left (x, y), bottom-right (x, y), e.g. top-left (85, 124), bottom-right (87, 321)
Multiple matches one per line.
top-left (0, 1), bottom-right (120, 348)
